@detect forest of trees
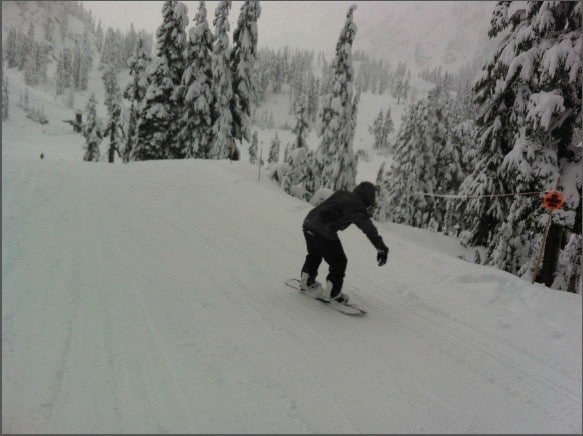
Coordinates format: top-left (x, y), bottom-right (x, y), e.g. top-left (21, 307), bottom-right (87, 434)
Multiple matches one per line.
top-left (3, 1), bottom-right (154, 92)
top-left (373, 1), bottom-right (582, 293)
top-left (2, 1), bottom-right (580, 294)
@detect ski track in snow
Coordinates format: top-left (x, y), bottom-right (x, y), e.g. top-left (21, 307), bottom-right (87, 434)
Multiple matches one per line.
top-left (2, 134), bottom-right (582, 433)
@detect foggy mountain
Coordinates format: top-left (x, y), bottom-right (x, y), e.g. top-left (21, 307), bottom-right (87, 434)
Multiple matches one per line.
top-left (353, 1), bottom-right (497, 74)
top-left (3, 0), bottom-right (499, 83)
top-left (1, 1), bottom-right (96, 57)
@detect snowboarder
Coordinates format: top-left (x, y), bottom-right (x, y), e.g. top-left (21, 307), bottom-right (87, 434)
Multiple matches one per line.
top-left (300, 181), bottom-right (389, 303)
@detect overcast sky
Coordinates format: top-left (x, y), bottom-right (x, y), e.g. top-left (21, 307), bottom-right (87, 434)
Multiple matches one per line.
top-left (82, 1), bottom-right (409, 53)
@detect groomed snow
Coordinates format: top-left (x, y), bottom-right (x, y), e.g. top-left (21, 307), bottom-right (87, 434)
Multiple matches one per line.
top-left (2, 101), bottom-right (581, 433)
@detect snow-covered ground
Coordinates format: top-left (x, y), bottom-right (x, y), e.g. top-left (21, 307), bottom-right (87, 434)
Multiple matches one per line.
top-left (2, 90), bottom-right (582, 433)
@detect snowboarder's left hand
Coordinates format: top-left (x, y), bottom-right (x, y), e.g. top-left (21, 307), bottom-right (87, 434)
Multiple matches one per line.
top-left (377, 246), bottom-right (388, 266)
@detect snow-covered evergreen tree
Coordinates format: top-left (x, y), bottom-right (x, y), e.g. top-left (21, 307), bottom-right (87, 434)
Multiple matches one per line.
top-left (123, 37), bottom-right (151, 162)
top-left (82, 93), bottom-right (102, 162)
top-left (291, 94), bottom-right (310, 151)
top-left (381, 100), bottom-right (432, 227)
top-left (349, 88), bottom-right (361, 145)
top-left (55, 48), bottom-right (72, 96)
top-left (178, 0), bottom-right (215, 159)
top-left (282, 146), bottom-right (311, 200)
top-left (551, 233), bottom-right (582, 294)
top-left (20, 23), bottom-right (35, 71)
top-left (4, 27), bottom-right (19, 69)
top-left (102, 66), bottom-right (124, 163)
top-left (369, 110), bottom-right (385, 149)
top-left (95, 19), bottom-right (104, 52)
top-left (79, 30), bottom-right (93, 90)
top-left (383, 108), bottom-right (394, 150)
top-left (102, 65), bottom-right (122, 114)
top-left (314, 4), bottom-right (358, 192)
top-left (2, 69), bottom-right (8, 121)
top-left (157, 1), bottom-right (188, 87)
top-left (249, 130), bottom-right (258, 164)
top-left (133, 56), bottom-right (174, 161)
top-left (373, 162), bottom-right (388, 221)
top-left (267, 132), bottom-right (280, 164)
top-left (101, 28), bottom-right (122, 70)
top-left (210, 0), bottom-right (238, 160)
top-left (156, 0), bottom-right (189, 158)
top-left (230, 0), bottom-right (261, 144)
top-left (458, 1), bottom-right (582, 292)
top-left (307, 71), bottom-right (319, 125)
top-left (124, 23), bottom-right (139, 66)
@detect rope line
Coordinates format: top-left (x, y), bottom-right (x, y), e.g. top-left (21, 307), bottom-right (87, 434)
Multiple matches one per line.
top-left (414, 191), bottom-right (544, 199)
top-left (414, 191), bottom-right (581, 200)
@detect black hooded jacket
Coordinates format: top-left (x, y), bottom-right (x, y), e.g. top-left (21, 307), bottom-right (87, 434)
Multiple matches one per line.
top-left (303, 182), bottom-right (387, 251)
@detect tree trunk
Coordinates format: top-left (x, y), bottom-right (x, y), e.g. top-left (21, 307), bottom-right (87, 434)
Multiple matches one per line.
top-left (108, 122), bottom-right (115, 163)
top-left (536, 223), bottom-right (564, 287)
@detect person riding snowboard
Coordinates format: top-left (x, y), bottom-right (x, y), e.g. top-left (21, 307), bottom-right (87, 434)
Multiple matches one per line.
top-left (300, 181), bottom-right (389, 303)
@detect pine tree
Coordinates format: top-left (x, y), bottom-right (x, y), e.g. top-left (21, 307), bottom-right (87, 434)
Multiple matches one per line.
top-left (369, 110), bottom-right (385, 149)
top-left (2, 70), bottom-right (8, 121)
top-left (24, 46), bottom-right (38, 86)
top-left (79, 30), bottom-right (93, 90)
top-left (179, 0), bottom-right (215, 159)
top-left (95, 19), bottom-right (104, 52)
top-left (156, 0), bottom-right (189, 158)
top-left (82, 93), bottom-right (102, 162)
top-left (133, 56), bottom-right (174, 161)
top-left (157, 1), bottom-right (188, 87)
top-left (123, 38), bottom-right (151, 162)
top-left (551, 234), bottom-right (582, 294)
top-left (382, 100), bottom-right (433, 227)
top-left (101, 28), bottom-right (121, 70)
top-left (43, 13), bottom-right (54, 43)
top-left (102, 66), bottom-right (124, 163)
top-left (231, 0), bottom-right (261, 144)
top-left (291, 93), bottom-right (310, 151)
top-left (425, 84), bottom-right (462, 231)
top-left (124, 23), bottom-right (139, 66)
top-left (102, 65), bottom-right (122, 114)
top-left (349, 88), bottom-right (361, 145)
top-left (4, 27), bottom-right (19, 69)
top-left (210, 0), bottom-right (238, 160)
top-left (20, 23), bottom-right (35, 71)
top-left (55, 48), bottom-right (72, 96)
top-left (458, 1), bottom-right (582, 292)
top-left (314, 4), bottom-right (358, 192)
top-left (268, 132), bottom-right (280, 164)
top-left (249, 130), bottom-right (258, 164)
top-left (382, 108), bottom-right (394, 150)
top-left (307, 71), bottom-right (319, 125)
top-left (373, 162), bottom-right (388, 221)
top-left (72, 38), bottom-right (82, 88)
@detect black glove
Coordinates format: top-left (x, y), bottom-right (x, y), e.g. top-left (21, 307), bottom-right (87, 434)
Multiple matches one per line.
top-left (377, 246), bottom-right (389, 266)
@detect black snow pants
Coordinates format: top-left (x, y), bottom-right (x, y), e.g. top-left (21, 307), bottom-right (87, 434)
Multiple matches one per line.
top-left (301, 227), bottom-right (347, 297)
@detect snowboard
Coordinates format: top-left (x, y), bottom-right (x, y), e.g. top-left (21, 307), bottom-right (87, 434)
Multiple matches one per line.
top-left (285, 278), bottom-right (367, 316)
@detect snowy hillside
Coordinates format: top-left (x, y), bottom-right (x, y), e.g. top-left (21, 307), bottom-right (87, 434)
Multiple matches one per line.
top-left (355, 1), bottom-right (497, 74)
top-left (3, 90), bottom-right (582, 433)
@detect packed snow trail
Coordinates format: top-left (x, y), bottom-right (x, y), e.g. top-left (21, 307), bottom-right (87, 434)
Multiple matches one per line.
top-left (2, 127), bottom-right (581, 432)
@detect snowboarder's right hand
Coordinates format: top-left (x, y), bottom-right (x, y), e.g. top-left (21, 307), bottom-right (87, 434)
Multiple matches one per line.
top-left (377, 246), bottom-right (389, 266)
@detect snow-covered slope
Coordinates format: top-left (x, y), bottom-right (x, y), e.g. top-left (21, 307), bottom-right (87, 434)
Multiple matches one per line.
top-left (2, 103), bottom-right (582, 433)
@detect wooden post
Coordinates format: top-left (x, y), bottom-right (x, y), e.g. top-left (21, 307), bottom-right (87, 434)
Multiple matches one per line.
top-left (531, 210), bottom-right (554, 284)
top-left (257, 147), bottom-right (263, 182)
top-left (532, 177), bottom-right (561, 284)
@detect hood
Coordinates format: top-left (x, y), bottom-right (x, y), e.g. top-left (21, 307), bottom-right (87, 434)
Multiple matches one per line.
top-left (353, 181), bottom-right (376, 207)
